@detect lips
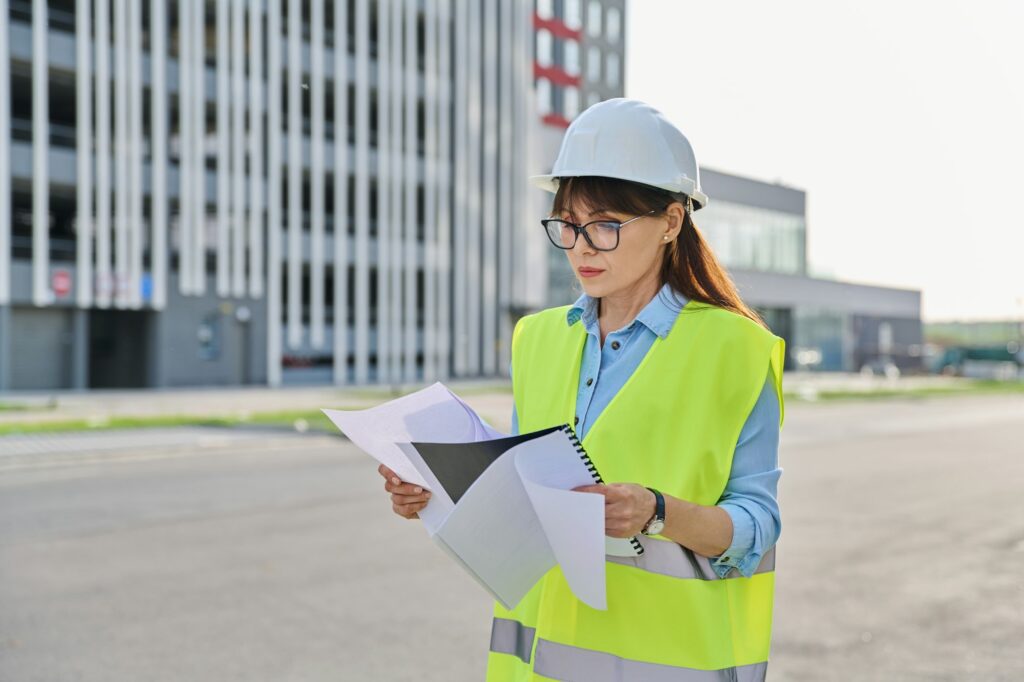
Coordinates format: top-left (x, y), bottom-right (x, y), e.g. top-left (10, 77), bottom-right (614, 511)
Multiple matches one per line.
top-left (579, 268), bottom-right (604, 274)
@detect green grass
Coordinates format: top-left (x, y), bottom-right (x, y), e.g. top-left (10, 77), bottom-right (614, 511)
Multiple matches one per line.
top-left (0, 379), bottom-right (1019, 435)
top-left (0, 402), bottom-right (44, 412)
top-left (783, 379), bottom-right (1024, 402)
top-left (0, 409), bottom-right (340, 436)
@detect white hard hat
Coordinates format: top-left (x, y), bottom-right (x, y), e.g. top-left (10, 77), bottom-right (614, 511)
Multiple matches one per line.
top-left (530, 98), bottom-right (709, 210)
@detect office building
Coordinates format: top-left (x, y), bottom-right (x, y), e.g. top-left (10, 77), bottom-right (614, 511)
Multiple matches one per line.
top-left (0, 0), bottom-right (537, 390)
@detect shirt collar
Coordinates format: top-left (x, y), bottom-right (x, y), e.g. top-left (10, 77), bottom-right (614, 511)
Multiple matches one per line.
top-left (566, 282), bottom-right (689, 340)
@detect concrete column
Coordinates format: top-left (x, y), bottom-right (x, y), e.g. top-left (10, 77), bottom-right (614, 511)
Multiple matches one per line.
top-left (0, 305), bottom-right (11, 390)
top-left (71, 308), bottom-right (89, 389)
top-left (147, 299), bottom-right (166, 388)
top-left (266, 0), bottom-right (282, 385)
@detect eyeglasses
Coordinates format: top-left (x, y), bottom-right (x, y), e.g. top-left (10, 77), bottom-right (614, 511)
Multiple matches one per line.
top-left (541, 209), bottom-right (660, 252)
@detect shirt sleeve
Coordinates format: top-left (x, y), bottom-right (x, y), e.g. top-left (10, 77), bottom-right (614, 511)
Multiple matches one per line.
top-left (710, 366), bottom-right (783, 578)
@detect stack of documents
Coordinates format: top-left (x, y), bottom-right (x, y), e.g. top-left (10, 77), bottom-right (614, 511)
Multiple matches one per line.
top-left (322, 382), bottom-right (642, 611)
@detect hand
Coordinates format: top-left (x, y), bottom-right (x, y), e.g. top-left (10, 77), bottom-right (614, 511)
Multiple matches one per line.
top-left (378, 464), bottom-right (432, 519)
top-left (573, 483), bottom-right (656, 538)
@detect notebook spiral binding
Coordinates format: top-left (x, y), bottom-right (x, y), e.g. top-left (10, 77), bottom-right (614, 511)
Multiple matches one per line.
top-left (559, 424), bottom-right (645, 556)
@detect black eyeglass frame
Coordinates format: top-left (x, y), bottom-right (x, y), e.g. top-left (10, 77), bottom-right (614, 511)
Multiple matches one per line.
top-left (540, 207), bottom-right (665, 251)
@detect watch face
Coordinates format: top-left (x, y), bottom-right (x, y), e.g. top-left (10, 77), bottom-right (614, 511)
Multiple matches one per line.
top-left (645, 519), bottom-right (665, 535)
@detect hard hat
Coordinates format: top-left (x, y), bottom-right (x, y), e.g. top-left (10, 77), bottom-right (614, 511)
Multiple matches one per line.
top-left (529, 97), bottom-right (709, 210)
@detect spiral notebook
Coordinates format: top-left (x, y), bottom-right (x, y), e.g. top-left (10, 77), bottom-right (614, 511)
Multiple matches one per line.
top-left (408, 424), bottom-right (644, 558)
top-left (399, 423), bottom-right (639, 610)
top-left (323, 382), bottom-right (642, 611)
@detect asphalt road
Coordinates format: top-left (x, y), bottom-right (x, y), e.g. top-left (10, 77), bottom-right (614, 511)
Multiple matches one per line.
top-left (1, 394), bottom-right (1022, 681)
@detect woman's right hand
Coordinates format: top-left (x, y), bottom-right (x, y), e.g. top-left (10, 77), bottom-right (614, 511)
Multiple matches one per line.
top-left (378, 464), bottom-right (432, 519)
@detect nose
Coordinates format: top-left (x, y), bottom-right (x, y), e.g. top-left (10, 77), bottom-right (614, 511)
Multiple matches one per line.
top-left (571, 226), bottom-right (597, 255)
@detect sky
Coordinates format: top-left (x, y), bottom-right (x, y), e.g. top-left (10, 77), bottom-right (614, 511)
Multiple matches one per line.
top-left (625, 0), bottom-right (1024, 322)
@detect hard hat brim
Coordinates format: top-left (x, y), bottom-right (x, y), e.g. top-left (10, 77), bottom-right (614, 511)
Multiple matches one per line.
top-left (529, 173), bottom-right (708, 211)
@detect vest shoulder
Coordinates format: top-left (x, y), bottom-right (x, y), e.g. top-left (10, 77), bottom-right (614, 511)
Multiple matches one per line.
top-left (512, 305), bottom-right (575, 351)
top-left (685, 303), bottom-right (778, 341)
top-left (516, 305), bottom-right (574, 329)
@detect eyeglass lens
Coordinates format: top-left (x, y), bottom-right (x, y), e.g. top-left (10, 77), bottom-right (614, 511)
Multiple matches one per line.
top-left (544, 220), bottom-right (621, 250)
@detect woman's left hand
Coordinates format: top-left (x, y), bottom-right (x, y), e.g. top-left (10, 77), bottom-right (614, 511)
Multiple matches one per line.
top-left (574, 483), bottom-right (656, 538)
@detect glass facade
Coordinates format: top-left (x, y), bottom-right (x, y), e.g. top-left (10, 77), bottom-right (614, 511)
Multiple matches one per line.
top-left (696, 200), bottom-right (806, 276)
top-left (792, 307), bottom-right (850, 371)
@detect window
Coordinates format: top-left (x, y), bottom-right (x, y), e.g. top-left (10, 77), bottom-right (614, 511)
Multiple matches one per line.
top-left (563, 0), bottom-right (582, 30)
top-left (536, 29), bottom-right (552, 67)
top-left (564, 86), bottom-right (579, 119)
top-left (606, 7), bottom-right (621, 42)
top-left (537, 78), bottom-right (552, 115)
top-left (587, 1), bottom-right (602, 37)
top-left (587, 46), bottom-right (601, 81)
top-left (564, 40), bottom-right (579, 75)
top-left (605, 52), bottom-right (620, 87)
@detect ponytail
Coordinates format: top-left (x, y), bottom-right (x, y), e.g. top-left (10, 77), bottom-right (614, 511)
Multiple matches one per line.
top-left (662, 202), bottom-right (768, 328)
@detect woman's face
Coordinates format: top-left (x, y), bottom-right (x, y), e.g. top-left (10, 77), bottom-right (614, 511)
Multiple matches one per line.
top-left (558, 199), bottom-right (683, 298)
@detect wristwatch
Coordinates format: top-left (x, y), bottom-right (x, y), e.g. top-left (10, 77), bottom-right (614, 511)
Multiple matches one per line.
top-left (641, 487), bottom-right (665, 536)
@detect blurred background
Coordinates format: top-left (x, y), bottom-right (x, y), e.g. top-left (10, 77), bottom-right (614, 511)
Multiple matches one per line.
top-left (1, 0), bottom-right (1022, 680)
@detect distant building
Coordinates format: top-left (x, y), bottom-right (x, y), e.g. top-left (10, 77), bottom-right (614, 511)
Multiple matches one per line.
top-left (0, 0), bottom-right (537, 391)
top-left (530, 0), bottom-right (626, 304)
top-left (0, 0), bottom-right (925, 392)
top-left (531, 2), bottom-right (923, 374)
top-left (700, 170), bottom-right (924, 373)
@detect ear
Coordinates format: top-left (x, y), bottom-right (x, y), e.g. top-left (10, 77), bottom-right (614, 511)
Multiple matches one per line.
top-left (663, 201), bottom-right (686, 240)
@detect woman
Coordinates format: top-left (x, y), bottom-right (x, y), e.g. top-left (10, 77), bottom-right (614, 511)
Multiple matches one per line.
top-left (380, 98), bottom-right (785, 681)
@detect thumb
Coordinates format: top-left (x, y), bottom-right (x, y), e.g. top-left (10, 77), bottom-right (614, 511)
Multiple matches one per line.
top-left (573, 484), bottom-right (607, 495)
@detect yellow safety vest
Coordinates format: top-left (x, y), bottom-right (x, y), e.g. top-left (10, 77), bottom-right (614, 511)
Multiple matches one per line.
top-left (486, 298), bottom-right (786, 681)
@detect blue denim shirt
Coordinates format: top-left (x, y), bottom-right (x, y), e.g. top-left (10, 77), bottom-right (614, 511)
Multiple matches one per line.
top-left (510, 282), bottom-right (782, 578)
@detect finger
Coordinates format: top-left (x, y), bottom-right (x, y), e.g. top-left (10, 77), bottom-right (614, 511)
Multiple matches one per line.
top-left (604, 498), bottom-right (633, 514)
top-left (600, 485), bottom-right (629, 501)
top-left (605, 513), bottom-right (633, 530)
top-left (384, 480), bottom-right (428, 495)
top-left (393, 499), bottom-right (421, 516)
top-left (378, 465), bottom-right (406, 487)
top-left (390, 491), bottom-right (432, 506)
top-left (393, 501), bottom-right (428, 518)
top-left (573, 484), bottom-right (606, 494)
top-left (605, 514), bottom-right (638, 533)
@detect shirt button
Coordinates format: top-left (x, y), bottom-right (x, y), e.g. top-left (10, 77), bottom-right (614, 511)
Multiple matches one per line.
top-left (610, 341), bottom-right (620, 350)
top-left (585, 377), bottom-right (593, 386)
top-left (574, 415), bottom-right (579, 425)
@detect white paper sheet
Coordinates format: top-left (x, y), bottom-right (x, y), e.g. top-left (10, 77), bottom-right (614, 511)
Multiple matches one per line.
top-left (429, 429), bottom-right (612, 610)
top-left (321, 382), bottom-right (491, 489)
top-left (514, 431), bottom-right (608, 610)
top-left (322, 382), bottom-right (628, 610)
top-left (430, 444), bottom-right (557, 609)
top-left (448, 390), bottom-right (509, 441)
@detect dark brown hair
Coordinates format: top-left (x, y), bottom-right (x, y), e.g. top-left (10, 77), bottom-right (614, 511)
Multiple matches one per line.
top-left (550, 175), bottom-right (768, 329)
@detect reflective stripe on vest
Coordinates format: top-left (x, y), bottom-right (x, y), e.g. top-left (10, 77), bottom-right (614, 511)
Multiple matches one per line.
top-left (489, 622), bottom-right (768, 682)
top-left (490, 617), bottom-right (535, 664)
top-left (488, 542), bottom-right (774, 672)
top-left (488, 300), bottom-right (786, 680)
top-left (607, 535), bottom-right (776, 581)
top-left (534, 639), bottom-right (768, 682)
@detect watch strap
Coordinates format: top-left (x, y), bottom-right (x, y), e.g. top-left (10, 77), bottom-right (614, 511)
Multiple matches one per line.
top-left (642, 487), bottom-right (665, 534)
